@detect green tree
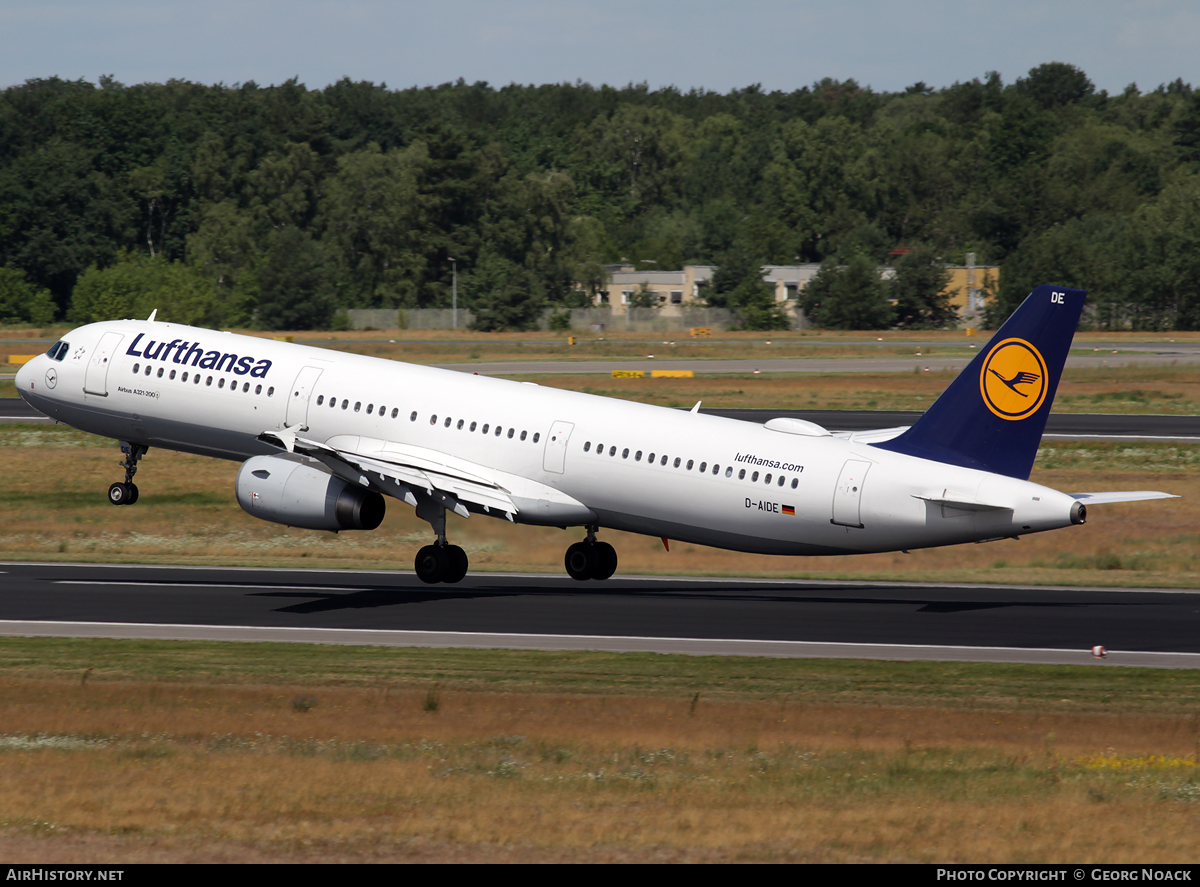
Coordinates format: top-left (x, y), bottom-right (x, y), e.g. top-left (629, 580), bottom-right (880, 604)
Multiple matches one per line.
top-left (702, 249), bottom-right (790, 330)
top-left (801, 255), bottom-right (893, 329)
top-left (255, 226), bottom-right (336, 330)
top-left (889, 248), bottom-right (957, 328)
top-left (628, 281), bottom-right (658, 309)
top-left (69, 253), bottom-right (219, 326)
top-left (0, 267), bottom-right (55, 324)
top-left (465, 247), bottom-right (546, 331)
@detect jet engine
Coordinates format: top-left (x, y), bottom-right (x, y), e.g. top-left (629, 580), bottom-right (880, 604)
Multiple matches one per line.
top-left (235, 454), bottom-right (385, 531)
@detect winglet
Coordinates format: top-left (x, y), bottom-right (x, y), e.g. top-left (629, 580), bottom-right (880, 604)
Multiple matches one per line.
top-left (873, 284), bottom-right (1086, 480)
top-left (147, 309), bottom-right (158, 322)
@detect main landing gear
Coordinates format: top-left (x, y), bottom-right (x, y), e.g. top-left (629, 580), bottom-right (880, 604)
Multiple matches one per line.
top-left (413, 495), bottom-right (468, 584)
top-left (565, 526), bottom-right (617, 581)
top-left (108, 441), bottom-right (147, 506)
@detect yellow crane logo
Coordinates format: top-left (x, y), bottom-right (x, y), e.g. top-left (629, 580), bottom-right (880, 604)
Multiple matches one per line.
top-left (979, 338), bottom-right (1048, 420)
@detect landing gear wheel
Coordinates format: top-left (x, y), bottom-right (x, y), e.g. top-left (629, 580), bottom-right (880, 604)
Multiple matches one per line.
top-left (415, 545), bottom-right (447, 584)
top-left (108, 482), bottom-right (136, 506)
top-left (565, 541), bottom-right (599, 581)
top-left (593, 541), bottom-right (617, 580)
top-left (443, 545), bottom-right (469, 584)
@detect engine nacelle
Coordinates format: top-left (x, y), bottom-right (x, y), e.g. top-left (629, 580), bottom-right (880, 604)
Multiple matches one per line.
top-left (236, 454), bottom-right (385, 531)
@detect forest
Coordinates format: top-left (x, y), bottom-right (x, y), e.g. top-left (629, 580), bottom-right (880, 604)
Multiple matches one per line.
top-left (1, 63), bottom-right (1199, 330)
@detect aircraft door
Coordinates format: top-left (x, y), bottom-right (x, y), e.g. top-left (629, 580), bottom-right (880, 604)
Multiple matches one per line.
top-left (286, 366), bottom-right (324, 428)
top-left (831, 459), bottom-right (871, 528)
top-left (543, 420), bottom-right (574, 474)
top-left (83, 331), bottom-right (125, 396)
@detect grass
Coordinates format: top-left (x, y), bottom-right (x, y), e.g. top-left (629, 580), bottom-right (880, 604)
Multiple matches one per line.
top-left (0, 641), bottom-right (1198, 862)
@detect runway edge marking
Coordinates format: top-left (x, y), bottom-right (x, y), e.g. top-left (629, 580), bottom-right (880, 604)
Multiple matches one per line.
top-left (0, 620), bottom-right (1197, 668)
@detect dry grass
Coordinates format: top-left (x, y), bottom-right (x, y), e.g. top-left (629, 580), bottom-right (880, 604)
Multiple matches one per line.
top-left (0, 668), bottom-right (1198, 863)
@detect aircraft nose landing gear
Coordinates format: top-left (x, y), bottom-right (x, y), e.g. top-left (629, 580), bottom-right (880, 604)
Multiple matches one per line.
top-left (108, 441), bottom-right (147, 506)
top-left (565, 527), bottom-right (617, 580)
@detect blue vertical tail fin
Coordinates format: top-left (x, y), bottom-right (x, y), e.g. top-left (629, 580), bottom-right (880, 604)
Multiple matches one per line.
top-left (872, 284), bottom-right (1086, 480)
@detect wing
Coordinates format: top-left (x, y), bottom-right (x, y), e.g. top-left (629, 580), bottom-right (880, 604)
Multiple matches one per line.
top-left (257, 428), bottom-right (596, 526)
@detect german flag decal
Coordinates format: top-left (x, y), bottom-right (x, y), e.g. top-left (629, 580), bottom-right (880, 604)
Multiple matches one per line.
top-left (781, 505), bottom-right (795, 515)
top-left (979, 337), bottom-right (1048, 421)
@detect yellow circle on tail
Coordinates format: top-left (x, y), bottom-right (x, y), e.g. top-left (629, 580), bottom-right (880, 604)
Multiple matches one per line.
top-left (979, 338), bottom-right (1048, 420)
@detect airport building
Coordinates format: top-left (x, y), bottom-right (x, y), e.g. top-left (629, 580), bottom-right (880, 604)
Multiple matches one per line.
top-left (591, 255), bottom-right (998, 327)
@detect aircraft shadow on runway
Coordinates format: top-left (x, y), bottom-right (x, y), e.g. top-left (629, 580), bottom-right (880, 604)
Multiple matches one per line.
top-left (239, 578), bottom-right (1105, 617)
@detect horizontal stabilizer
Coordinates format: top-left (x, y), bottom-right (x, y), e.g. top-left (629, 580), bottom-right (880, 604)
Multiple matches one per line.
top-left (832, 425), bottom-right (910, 443)
top-left (1069, 491), bottom-right (1179, 504)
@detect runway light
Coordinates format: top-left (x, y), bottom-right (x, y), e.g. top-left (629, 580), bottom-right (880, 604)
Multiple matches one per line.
top-left (1091, 645), bottom-right (1107, 659)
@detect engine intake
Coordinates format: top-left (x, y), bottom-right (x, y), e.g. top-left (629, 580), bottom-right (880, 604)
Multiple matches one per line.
top-left (236, 454), bottom-right (385, 531)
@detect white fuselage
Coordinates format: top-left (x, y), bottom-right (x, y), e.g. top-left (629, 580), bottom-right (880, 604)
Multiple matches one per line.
top-left (17, 319), bottom-right (1082, 555)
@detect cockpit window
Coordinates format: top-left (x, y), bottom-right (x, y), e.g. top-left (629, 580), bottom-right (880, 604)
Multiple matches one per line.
top-left (46, 341), bottom-right (69, 361)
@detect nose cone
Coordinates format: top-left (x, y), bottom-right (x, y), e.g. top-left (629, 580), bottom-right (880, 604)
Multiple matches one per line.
top-left (14, 355), bottom-right (36, 401)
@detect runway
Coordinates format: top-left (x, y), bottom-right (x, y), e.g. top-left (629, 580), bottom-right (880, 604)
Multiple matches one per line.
top-left (1, 562), bottom-right (1197, 668)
